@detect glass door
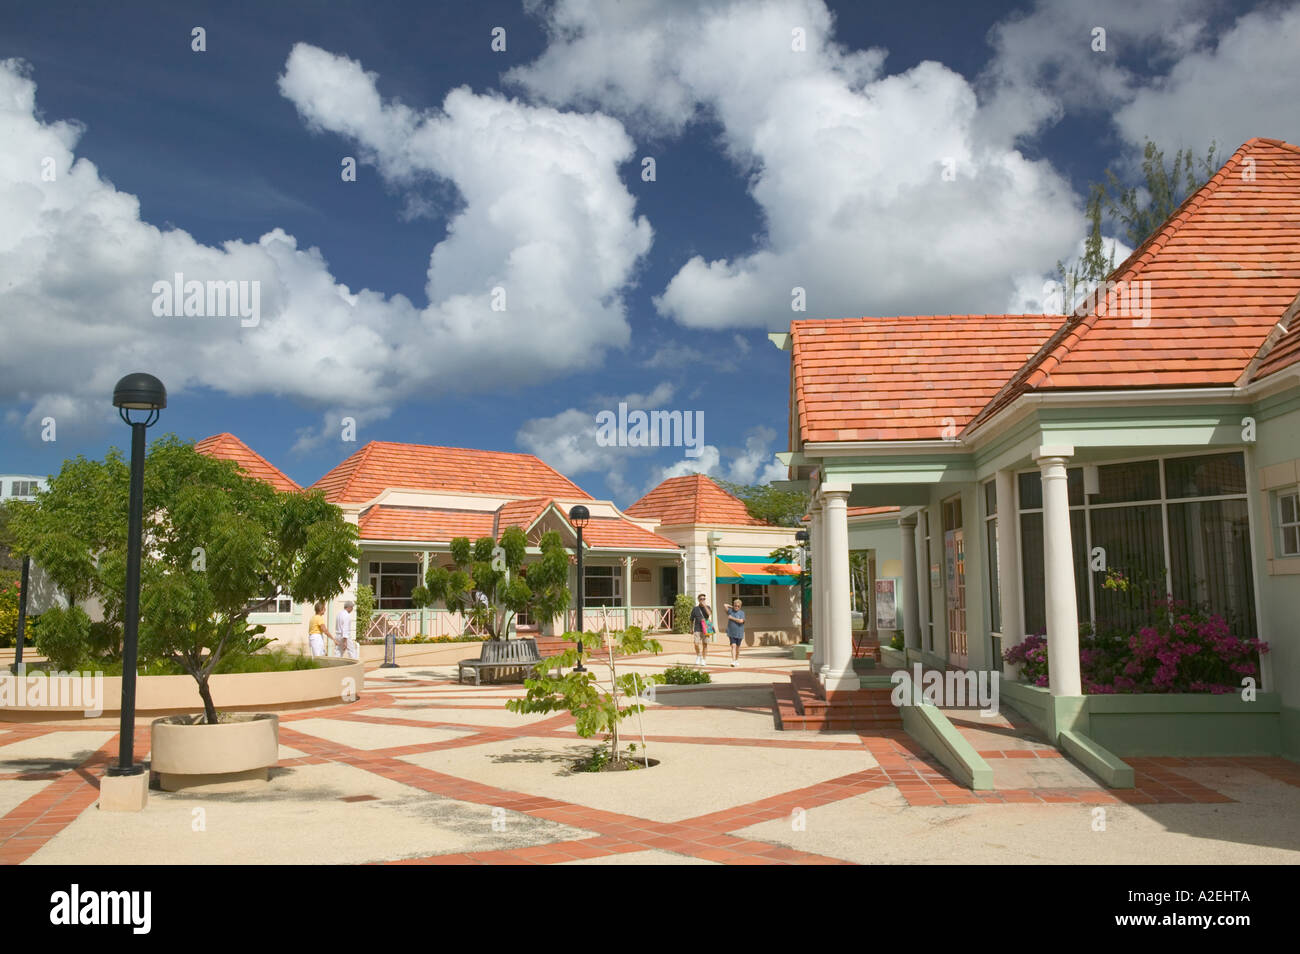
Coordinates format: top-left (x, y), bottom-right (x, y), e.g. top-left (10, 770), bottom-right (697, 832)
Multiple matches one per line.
top-left (943, 497), bottom-right (967, 669)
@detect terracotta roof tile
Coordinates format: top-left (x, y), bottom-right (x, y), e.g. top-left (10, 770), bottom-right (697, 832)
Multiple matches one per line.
top-left (310, 441), bottom-right (592, 504)
top-left (194, 433), bottom-right (301, 493)
top-left (579, 516), bottom-right (682, 551)
top-left (789, 315), bottom-right (1060, 442)
top-left (625, 474), bottom-right (770, 526)
top-left (971, 137), bottom-right (1300, 427)
top-left (358, 506), bottom-right (495, 542)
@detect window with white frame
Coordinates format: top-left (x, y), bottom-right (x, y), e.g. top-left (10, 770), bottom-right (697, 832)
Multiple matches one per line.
top-left (247, 586), bottom-right (294, 615)
top-left (368, 561), bottom-right (420, 609)
top-left (1017, 451), bottom-right (1255, 638)
top-left (8, 480), bottom-right (38, 498)
top-left (1279, 489), bottom-right (1300, 557)
top-left (583, 565), bottom-right (623, 607)
top-left (922, 510), bottom-right (934, 652)
top-left (733, 583), bottom-right (771, 608)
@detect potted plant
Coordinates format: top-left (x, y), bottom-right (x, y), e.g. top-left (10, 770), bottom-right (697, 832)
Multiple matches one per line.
top-left (11, 437), bottom-right (359, 788)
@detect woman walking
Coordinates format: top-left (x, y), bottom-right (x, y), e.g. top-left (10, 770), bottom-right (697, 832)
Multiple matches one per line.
top-left (307, 601), bottom-right (332, 657)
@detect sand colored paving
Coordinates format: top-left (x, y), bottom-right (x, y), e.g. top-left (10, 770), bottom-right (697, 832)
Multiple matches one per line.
top-left (400, 736), bottom-right (875, 823)
top-left (29, 761), bottom-right (594, 865)
top-left (1, 651), bottom-right (1297, 865)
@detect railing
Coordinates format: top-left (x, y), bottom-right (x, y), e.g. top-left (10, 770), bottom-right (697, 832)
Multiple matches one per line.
top-left (565, 605), bottom-right (674, 633)
top-left (362, 605), bottom-right (675, 641)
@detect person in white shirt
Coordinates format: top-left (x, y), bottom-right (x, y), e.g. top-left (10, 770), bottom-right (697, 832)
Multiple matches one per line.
top-left (334, 601), bottom-right (358, 659)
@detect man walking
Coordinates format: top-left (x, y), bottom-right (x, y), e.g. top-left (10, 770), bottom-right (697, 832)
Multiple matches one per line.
top-left (335, 600), bottom-right (358, 659)
top-left (725, 598), bottom-right (745, 668)
top-left (689, 593), bottom-right (712, 666)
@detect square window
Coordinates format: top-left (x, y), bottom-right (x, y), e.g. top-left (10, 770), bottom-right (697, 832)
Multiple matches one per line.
top-left (1164, 453), bottom-right (1246, 499)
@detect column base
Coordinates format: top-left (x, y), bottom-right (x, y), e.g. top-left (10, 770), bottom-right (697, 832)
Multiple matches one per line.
top-left (99, 771), bottom-right (149, 812)
top-left (821, 668), bottom-right (861, 693)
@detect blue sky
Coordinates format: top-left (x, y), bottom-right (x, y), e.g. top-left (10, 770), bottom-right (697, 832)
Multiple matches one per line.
top-left (1, 0), bottom-right (1296, 504)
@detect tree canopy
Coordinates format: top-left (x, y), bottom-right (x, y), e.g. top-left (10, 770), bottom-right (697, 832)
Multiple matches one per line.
top-left (8, 436), bottom-right (359, 722)
top-left (717, 480), bottom-right (809, 527)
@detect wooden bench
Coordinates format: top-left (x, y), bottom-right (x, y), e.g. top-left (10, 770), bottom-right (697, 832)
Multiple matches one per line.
top-left (457, 638), bottom-right (551, 686)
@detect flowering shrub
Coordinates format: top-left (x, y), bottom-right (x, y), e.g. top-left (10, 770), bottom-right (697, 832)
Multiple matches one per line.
top-left (1003, 634), bottom-right (1050, 687)
top-left (1004, 602), bottom-right (1268, 694)
top-left (0, 573), bottom-right (19, 645)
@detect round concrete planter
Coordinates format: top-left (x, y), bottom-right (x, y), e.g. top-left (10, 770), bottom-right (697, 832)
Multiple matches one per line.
top-left (150, 713), bottom-right (279, 792)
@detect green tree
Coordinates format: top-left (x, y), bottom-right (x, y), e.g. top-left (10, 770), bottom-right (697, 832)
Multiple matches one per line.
top-left (507, 627), bottom-right (664, 765)
top-left (413, 526), bottom-right (570, 639)
top-left (1055, 183), bottom-right (1116, 314)
top-left (1104, 139), bottom-right (1219, 248)
top-left (9, 436), bottom-right (359, 723)
top-left (354, 583), bottom-right (375, 641)
top-left (717, 480), bottom-right (809, 527)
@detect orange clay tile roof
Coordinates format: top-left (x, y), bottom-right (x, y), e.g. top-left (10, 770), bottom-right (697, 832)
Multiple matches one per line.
top-left (790, 315), bottom-right (1061, 442)
top-left (847, 506), bottom-right (900, 517)
top-left (1253, 321), bottom-right (1300, 382)
top-left (577, 516), bottom-right (682, 551)
top-left (194, 433), bottom-right (301, 493)
top-left (494, 497), bottom-right (555, 534)
top-left (358, 506), bottom-right (495, 542)
top-left (310, 441), bottom-right (592, 504)
top-left (625, 474), bottom-right (770, 526)
top-left (972, 137), bottom-right (1300, 427)
top-left (357, 502), bottom-right (680, 551)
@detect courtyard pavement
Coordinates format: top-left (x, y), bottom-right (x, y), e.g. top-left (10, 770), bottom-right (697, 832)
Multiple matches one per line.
top-left (1, 647), bottom-right (1298, 865)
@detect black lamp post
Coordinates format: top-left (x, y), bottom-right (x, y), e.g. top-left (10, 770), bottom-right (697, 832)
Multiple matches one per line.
top-left (795, 529), bottom-right (810, 645)
top-left (568, 505), bottom-right (589, 673)
top-left (108, 372), bottom-right (166, 778)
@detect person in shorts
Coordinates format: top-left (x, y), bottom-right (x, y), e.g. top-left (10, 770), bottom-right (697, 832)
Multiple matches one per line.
top-left (689, 593), bottom-right (712, 666)
top-left (725, 598), bottom-right (745, 668)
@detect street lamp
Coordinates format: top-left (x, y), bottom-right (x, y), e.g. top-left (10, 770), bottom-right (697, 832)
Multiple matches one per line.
top-left (795, 529), bottom-right (810, 645)
top-left (109, 372), bottom-right (166, 780)
top-left (568, 505), bottom-right (589, 673)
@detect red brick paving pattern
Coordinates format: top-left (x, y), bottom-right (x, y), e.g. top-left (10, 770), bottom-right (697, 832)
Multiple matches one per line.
top-left (0, 675), bottom-right (1292, 865)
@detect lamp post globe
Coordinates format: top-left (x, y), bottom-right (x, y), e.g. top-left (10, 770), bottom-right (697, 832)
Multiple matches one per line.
top-left (108, 373), bottom-right (166, 778)
top-left (567, 505), bottom-right (590, 672)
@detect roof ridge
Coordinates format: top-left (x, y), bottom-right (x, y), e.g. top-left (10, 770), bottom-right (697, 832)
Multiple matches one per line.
top-left (964, 138), bottom-right (1270, 435)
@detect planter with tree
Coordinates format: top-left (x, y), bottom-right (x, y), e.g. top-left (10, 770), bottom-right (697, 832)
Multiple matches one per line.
top-left (10, 437), bottom-right (359, 789)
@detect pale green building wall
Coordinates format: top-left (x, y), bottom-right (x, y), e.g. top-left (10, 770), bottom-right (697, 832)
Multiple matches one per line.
top-left (1246, 386), bottom-right (1300, 759)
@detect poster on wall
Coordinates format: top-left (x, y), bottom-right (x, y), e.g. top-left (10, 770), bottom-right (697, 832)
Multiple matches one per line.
top-left (874, 578), bottom-right (897, 630)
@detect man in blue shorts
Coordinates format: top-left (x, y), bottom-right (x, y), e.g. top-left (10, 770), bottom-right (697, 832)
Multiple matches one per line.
top-left (725, 598), bottom-right (745, 668)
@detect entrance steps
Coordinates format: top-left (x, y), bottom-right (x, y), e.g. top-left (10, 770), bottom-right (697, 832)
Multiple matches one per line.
top-left (773, 670), bottom-right (903, 731)
top-left (851, 630), bottom-right (882, 663)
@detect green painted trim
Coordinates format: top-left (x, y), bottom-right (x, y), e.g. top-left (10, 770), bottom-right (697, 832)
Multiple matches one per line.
top-left (895, 672), bottom-right (993, 790)
top-left (823, 455), bottom-right (975, 485)
top-left (1058, 729), bottom-right (1135, 788)
top-left (1087, 692), bottom-right (1283, 757)
top-left (1282, 705), bottom-right (1300, 763)
top-left (1250, 385), bottom-right (1300, 423)
top-left (971, 415), bottom-right (1042, 472)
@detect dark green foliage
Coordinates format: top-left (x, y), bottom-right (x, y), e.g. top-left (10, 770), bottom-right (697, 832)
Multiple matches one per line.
top-left (717, 480), bottom-right (808, 527)
top-left (8, 436), bottom-right (359, 723)
top-left (414, 526), bottom-right (570, 639)
top-left (672, 592), bottom-right (695, 634)
top-left (663, 665), bottom-right (711, 685)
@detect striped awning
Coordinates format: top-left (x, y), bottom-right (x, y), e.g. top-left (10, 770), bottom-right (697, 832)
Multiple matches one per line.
top-left (714, 554), bottom-right (801, 585)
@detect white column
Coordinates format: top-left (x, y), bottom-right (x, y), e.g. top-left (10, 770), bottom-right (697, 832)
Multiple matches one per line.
top-left (1033, 447), bottom-right (1082, 696)
top-left (809, 505), bottom-right (826, 675)
top-left (900, 514), bottom-right (921, 653)
top-left (994, 469), bottom-right (1022, 675)
top-left (623, 556), bottom-right (633, 629)
top-left (821, 487), bottom-right (860, 692)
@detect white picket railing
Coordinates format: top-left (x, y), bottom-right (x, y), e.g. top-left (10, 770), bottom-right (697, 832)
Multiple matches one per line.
top-left (362, 605), bottom-right (676, 641)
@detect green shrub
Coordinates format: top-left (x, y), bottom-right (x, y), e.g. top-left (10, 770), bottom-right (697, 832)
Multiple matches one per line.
top-left (672, 593), bottom-right (694, 634)
top-left (889, 631), bottom-right (903, 650)
top-left (355, 584), bottom-right (375, 641)
top-left (30, 605), bottom-right (92, 670)
top-left (663, 665), bottom-right (711, 685)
